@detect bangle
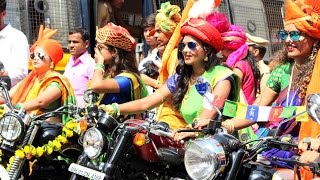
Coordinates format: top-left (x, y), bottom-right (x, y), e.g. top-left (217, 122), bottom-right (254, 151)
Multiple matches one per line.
top-left (112, 103), bottom-right (120, 117)
top-left (94, 66), bottom-right (105, 73)
top-left (95, 63), bottom-right (105, 69)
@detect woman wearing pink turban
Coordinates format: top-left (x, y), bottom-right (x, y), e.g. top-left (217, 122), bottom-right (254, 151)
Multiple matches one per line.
top-left (220, 24), bottom-right (260, 105)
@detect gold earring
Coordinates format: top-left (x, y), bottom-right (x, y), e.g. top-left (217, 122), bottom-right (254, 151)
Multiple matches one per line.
top-left (50, 64), bottom-right (54, 69)
top-left (204, 57), bottom-right (208, 61)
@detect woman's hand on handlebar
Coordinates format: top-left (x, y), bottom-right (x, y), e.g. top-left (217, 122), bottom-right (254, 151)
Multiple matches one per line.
top-left (300, 151), bottom-right (320, 170)
top-left (193, 118), bottom-right (210, 129)
top-left (298, 137), bottom-right (320, 152)
top-left (172, 130), bottom-right (197, 142)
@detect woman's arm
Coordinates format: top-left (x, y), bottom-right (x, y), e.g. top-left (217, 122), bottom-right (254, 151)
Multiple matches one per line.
top-left (194, 79), bottom-right (232, 127)
top-left (233, 68), bottom-right (244, 82)
top-left (141, 74), bottom-right (162, 89)
top-left (90, 69), bottom-right (121, 93)
top-left (118, 84), bottom-right (171, 115)
top-left (225, 86), bottom-right (278, 132)
top-left (18, 85), bottom-right (62, 111)
top-left (90, 47), bottom-right (121, 93)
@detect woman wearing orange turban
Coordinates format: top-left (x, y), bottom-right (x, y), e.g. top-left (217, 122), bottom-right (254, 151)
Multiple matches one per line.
top-left (5, 25), bottom-right (76, 124)
top-left (221, 0), bottom-right (320, 179)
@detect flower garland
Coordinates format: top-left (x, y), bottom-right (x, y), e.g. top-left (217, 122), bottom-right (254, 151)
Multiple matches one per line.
top-left (2, 120), bottom-right (80, 171)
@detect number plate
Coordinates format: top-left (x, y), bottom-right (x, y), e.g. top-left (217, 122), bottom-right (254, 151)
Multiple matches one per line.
top-left (68, 163), bottom-right (106, 180)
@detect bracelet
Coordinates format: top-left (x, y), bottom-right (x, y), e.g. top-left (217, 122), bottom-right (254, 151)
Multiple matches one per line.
top-left (95, 63), bottom-right (105, 69)
top-left (111, 103), bottom-right (120, 117)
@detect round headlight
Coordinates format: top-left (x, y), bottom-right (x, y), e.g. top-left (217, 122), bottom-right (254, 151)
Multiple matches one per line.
top-left (83, 128), bottom-right (104, 159)
top-left (184, 137), bottom-right (226, 180)
top-left (0, 113), bottom-right (23, 141)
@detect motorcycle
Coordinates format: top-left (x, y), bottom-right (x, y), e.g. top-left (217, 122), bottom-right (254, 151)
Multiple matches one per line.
top-left (181, 78), bottom-right (320, 180)
top-left (69, 91), bottom-right (188, 180)
top-left (0, 80), bottom-right (83, 180)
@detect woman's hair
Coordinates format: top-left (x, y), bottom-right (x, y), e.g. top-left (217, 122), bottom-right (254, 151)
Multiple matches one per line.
top-left (293, 42), bottom-right (319, 99)
top-left (244, 51), bottom-right (261, 91)
top-left (268, 48), bottom-right (290, 71)
top-left (141, 13), bottom-right (156, 28)
top-left (106, 45), bottom-right (140, 77)
top-left (172, 42), bottom-right (220, 110)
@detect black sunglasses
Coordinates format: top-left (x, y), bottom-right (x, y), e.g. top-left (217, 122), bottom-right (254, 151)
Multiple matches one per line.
top-left (278, 30), bottom-right (302, 41)
top-left (30, 52), bottom-right (46, 61)
top-left (178, 42), bottom-right (199, 52)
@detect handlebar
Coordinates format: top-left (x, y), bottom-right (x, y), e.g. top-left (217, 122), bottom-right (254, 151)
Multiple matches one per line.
top-left (272, 156), bottom-right (320, 176)
top-left (123, 121), bottom-right (173, 138)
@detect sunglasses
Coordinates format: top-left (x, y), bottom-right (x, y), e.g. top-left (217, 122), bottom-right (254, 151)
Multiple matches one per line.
top-left (30, 52), bottom-right (46, 61)
top-left (178, 42), bottom-right (199, 52)
top-left (96, 44), bottom-right (108, 52)
top-left (278, 30), bottom-right (302, 41)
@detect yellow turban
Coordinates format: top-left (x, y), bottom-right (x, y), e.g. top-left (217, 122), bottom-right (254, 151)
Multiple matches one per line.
top-left (285, 0), bottom-right (320, 39)
top-left (155, 2), bottom-right (181, 34)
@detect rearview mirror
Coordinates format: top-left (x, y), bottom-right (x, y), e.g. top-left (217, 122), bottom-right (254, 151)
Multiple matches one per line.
top-left (307, 93), bottom-right (320, 124)
top-left (83, 89), bottom-right (100, 104)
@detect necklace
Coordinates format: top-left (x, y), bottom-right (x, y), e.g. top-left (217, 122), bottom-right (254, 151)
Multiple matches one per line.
top-left (294, 63), bottom-right (303, 71)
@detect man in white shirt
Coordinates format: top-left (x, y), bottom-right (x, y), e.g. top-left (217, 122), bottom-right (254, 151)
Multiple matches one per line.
top-left (0, 0), bottom-right (29, 87)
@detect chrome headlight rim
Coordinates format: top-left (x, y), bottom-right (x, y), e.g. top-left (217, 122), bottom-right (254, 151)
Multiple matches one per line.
top-left (83, 127), bottom-right (105, 159)
top-left (184, 136), bottom-right (226, 180)
top-left (0, 112), bottom-right (24, 141)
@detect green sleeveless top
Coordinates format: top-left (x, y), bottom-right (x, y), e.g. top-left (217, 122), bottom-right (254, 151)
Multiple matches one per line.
top-left (179, 65), bottom-right (240, 124)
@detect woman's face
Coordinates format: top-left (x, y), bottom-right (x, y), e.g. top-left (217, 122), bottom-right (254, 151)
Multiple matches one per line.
top-left (221, 48), bottom-right (233, 60)
top-left (179, 35), bottom-right (207, 66)
top-left (31, 46), bottom-right (52, 72)
top-left (283, 24), bottom-right (315, 62)
top-left (143, 26), bottom-right (157, 49)
top-left (95, 43), bottom-right (115, 65)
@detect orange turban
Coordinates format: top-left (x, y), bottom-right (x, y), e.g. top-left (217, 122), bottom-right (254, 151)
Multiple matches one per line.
top-left (285, 0), bottom-right (320, 39)
top-left (31, 25), bottom-right (64, 65)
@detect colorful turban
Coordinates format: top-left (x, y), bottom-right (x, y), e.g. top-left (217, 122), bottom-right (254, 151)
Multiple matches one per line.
top-left (155, 2), bottom-right (181, 34)
top-left (221, 25), bottom-right (248, 68)
top-left (96, 22), bottom-right (136, 52)
top-left (31, 25), bottom-right (63, 65)
top-left (180, 18), bottom-right (223, 53)
top-left (285, 0), bottom-right (320, 39)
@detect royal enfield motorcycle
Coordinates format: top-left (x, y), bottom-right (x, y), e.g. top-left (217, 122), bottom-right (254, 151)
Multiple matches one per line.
top-left (69, 91), bottom-right (188, 180)
top-left (0, 80), bottom-right (84, 180)
top-left (179, 78), bottom-right (320, 180)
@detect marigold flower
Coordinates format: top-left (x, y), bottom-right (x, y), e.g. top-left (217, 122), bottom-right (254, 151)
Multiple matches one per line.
top-left (15, 149), bottom-right (25, 159)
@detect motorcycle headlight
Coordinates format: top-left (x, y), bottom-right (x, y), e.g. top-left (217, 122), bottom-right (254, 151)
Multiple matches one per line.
top-left (184, 137), bottom-right (226, 180)
top-left (0, 113), bottom-right (24, 141)
top-left (83, 128), bottom-right (104, 159)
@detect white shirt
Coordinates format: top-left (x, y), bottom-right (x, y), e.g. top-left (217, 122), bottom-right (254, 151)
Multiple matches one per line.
top-left (0, 24), bottom-right (29, 86)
